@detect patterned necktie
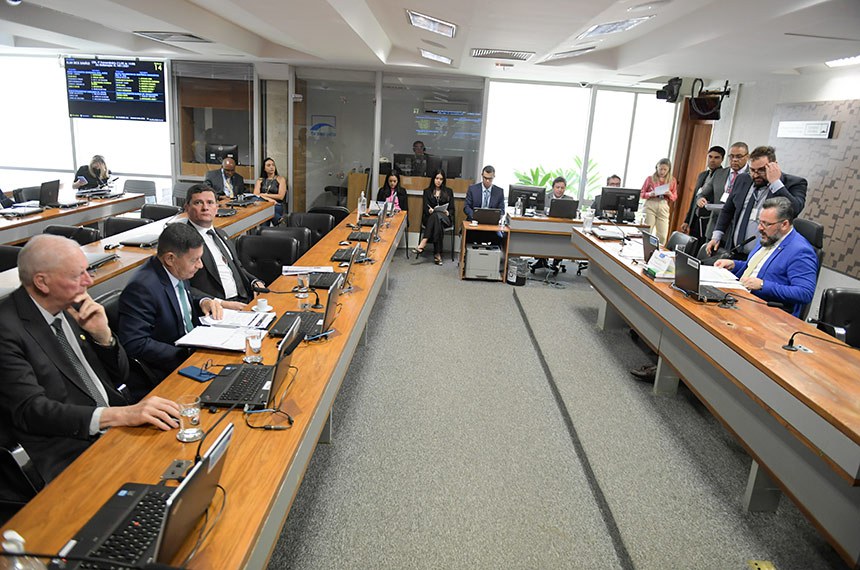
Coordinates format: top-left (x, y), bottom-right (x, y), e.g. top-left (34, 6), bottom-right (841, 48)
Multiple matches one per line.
top-left (207, 229), bottom-right (248, 298)
top-left (727, 170), bottom-right (737, 194)
top-left (51, 318), bottom-right (108, 407)
top-left (224, 175), bottom-right (233, 198)
top-left (482, 189), bottom-right (490, 209)
top-left (177, 280), bottom-right (194, 333)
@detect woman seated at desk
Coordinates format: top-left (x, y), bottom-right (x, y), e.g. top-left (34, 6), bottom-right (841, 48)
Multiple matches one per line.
top-left (73, 155), bottom-right (110, 190)
top-left (253, 157), bottom-right (288, 222)
top-left (376, 171), bottom-right (408, 213)
top-left (413, 169), bottom-right (453, 266)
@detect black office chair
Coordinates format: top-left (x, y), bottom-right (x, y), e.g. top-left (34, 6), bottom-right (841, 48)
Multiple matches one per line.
top-left (123, 179), bottom-right (157, 204)
top-left (308, 206), bottom-right (350, 226)
top-left (282, 213), bottom-right (336, 246)
top-left (172, 181), bottom-right (196, 208)
top-left (0, 245), bottom-right (21, 272)
top-left (43, 225), bottom-right (101, 246)
top-left (793, 218), bottom-right (824, 320)
top-left (666, 231), bottom-right (698, 256)
top-left (140, 204), bottom-right (181, 222)
top-left (814, 288), bottom-right (860, 348)
top-left (103, 216), bottom-right (153, 238)
top-left (0, 421), bottom-right (45, 524)
top-left (259, 226), bottom-right (313, 259)
top-left (236, 234), bottom-right (300, 286)
top-left (12, 186), bottom-right (40, 203)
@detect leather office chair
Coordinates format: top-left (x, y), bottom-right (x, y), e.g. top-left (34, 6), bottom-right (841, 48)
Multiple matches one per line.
top-left (43, 225), bottom-right (101, 246)
top-left (103, 216), bottom-right (153, 238)
top-left (172, 181), bottom-right (195, 208)
top-left (123, 179), bottom-right (157, 204)
top-left (815, 288), bottom-right (860, 348)
top-left (140, 203), bottom-right (181, 222)
top-left (236, 234), bottom-right (300, 285)
top-left (793, 218), bottom-right (824, 320)
top-left (12, 186), bottom-right (40, 203)
top-left (282, 212), bottom-right (336, 246)
top-left (666, 231), bottom-right (698, 257)
top-left (259, 226), bottom-right (313, 259)
top-left (309, 206), bottom-right (350, 226)
top-left (0, 245), bottom-right (21, 272)
top-left (0, 420), bottom-right (44, 524)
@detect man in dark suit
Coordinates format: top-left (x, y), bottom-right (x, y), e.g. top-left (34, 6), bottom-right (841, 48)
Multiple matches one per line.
top-left (0, 235), bottom-right (181, 482)
top-left (715, 197), bottom-right (817, 318)
top-left (183, 184), bottom-right (263, 306)
top-left (464, 165), bottom-right (505, 221)
top-left (118, 223), bottom-right (223, 385)
top-left (692, 142), bottom-right (750, 240)
top-left (680, 145), bottom-right (725, 241)
top-left (204, 157), bottom-right (244, 199)
top-left (706, 145), bottom-right (807, 259)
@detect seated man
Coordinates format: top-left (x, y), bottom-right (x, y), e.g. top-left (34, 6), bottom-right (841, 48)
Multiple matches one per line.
top-left (532, 176), bottom-right (573, 273)
top-left (606, 174), bottom-right (622, 188)
top-left (204, 157), bottom-right (244, 199)
top-left (183, 184), bottom-right (264, 306)
top-left (464, 165), bottom-right (504, 221)
top-left (0, 235), bottom-right (181, 482)
top-left (714, 196), bottom-right (817, 318)
top-left (118, 223), bottom-right (223, 388)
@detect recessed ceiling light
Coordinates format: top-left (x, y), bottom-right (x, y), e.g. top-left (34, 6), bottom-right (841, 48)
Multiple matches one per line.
top-left (627, 0), bottom-right (671, 13)
top-left (576, 16), bottom-right (654, 40)
top-left (407, 10), bottom-right (456, 38)
top-left (419, 49), bottom-right (452, 65)
top-left (825, 54), bottom-right (860, 68)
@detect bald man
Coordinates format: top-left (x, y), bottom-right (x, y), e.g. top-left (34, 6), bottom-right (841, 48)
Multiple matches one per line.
top-left (204, 156), bottom-right (245, 198)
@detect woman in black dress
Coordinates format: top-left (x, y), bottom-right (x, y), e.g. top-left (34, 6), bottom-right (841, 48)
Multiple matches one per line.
top-left (253, 157), bottom-right (288, 222)
top-left (412, 169), bottom-right (453, 265)
top-left (376, 171), bottom-right (408, 213)
top-left (73, 155), bottom-right (110, 190)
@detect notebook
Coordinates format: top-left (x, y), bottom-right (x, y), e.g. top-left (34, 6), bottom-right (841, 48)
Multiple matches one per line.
top-left (348, 220), bottom-right (377, 242)
top-left (55, 423), bottom-right (234, 569)
top-left (673, 250), bottom-right (727, 303)
top-left (269, 275), bottom-right (342, 339)
top-left (38, 179), bottom-right (61, 207)
top-left (85, 251), bottom-right (119, 271)
top-left (473, 208), bottom-right (501, 225)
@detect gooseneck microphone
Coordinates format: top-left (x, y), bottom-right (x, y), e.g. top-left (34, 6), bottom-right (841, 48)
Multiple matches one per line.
top-left (782, 329), bottom-right (857, 352)
top-left (309, 287), bottom-right (324, 310)
top-left (725, 235), bottom-right (756, 258)
top-left (606, 217), bottom-right (629, 245)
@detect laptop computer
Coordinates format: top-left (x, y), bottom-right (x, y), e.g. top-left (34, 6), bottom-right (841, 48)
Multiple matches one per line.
top-left (56, 423), bottom-right (234, 569)
top-left (336, 222), bottom-right (376, 261)
top-left (311, 243), bottom-right (357, 290)
top-left (641, 230), bottom-right (660, 262)
top-left (200, 317), bottom-right (303, 408)
top-left (673, 250), bottom-right (727, 303)
top-left (473, 208), bottom-right (501, 225)
top-left (119, 232), bottom-right (161, 248)
top-left (38, 179), bottom-right (61, 207)
top-left (269, 275), bottom-right (342, 339)
top-left (217, 208), bottom-right (237, 217)
top-left (348, 221), bottom-right (378, 242)
top-left (1, 206), bottom-right (43, 217)
top-left (359, 209), bottom-right (384, 227)
top-left (548, 199), bottom-right (579, 219)
top-left (85, 251), bottom-right (119, 271)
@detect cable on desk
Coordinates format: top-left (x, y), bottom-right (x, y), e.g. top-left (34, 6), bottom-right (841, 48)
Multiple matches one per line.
top-left (181, 483), bottom-right (227, 567)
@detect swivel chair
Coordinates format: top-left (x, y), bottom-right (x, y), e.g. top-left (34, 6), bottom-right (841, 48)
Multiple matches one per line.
top-left (815, 288), bottom-right (860, 348)
top-left (123, 179), bottom-right (157, 204)
top-left (309, 206), bottom-right (350, 226)
top-left (666, 231), bottom-right (698, 256)
top-left (140, 204), bottom-right (181, 222)
top-left (236, 234), bottom-right (300, 285)
top-left (0, 245), bottom-right (21, 272)
top-left (259, 226), bottom-right (313, 259)
top-left (103, 216), bottom-right (154, 238)
top-left (282, 212), bottom-right (336, 246)
top-left (793, 218), bottom-right (824, 320)
top-left (43, 225), bottom-right (101, 246)
top-left (12, 186), bottom-right (40, 203)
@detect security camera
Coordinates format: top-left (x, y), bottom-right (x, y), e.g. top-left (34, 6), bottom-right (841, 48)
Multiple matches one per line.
top-left (6, 0), bottom-right (23, 6)
top-left (579, 82), bottom-right (589, 88)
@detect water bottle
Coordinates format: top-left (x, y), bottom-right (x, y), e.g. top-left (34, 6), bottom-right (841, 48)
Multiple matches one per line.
top-left (357, 191), bottom-right (366, 222)
top-left (0, 530), bottom-right (47, 569)
top-left (514, 196), bottom-right (523, 217)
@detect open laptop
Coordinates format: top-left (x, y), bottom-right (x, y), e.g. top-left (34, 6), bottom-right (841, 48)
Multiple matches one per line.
top-left (548, 199), bottom-right (579, 219)
top-left (38, 179), bottom-right (61, 206)
top-left (348, 220), bottom-right (378, 242)
top-left (200, 318), bottom-right (303, 408)
top-left (473, 208), bottom-right (501, 225)
top-left (55, 423), bottom-right (234, 569)
top-left (641, 230), bottom-right (660, 262)
top-left (310, 242), bottom-right (357, 290)
top-left (673, 250), bottom-right (727, 303)
top-left (359, 208), bottom-right (384, 227)
top-left (334, 223), bottom-right (375, 262)
top-left (269, 275), bottom-right (342, 339)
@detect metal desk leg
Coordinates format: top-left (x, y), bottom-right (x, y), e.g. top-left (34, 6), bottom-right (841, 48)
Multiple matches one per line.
top-left (653, 357), bottom-right (680, 396)
top-left (597, 297), bottom-right (625, 331)
top-left (319, 412), bottom-right (332, 444)
top-left (743, 460), bottom-right (782, 512)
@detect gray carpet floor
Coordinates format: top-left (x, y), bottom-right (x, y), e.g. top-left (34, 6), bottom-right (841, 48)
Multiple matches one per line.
top-left (267, 252), bottom-right (848, 570)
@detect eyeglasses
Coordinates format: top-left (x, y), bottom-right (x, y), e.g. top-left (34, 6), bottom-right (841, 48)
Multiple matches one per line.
top-left (482, 175), bottom-right (494, 181)
top-left (749, 167), bottom-right (768, 176)
top-left (756, 219), bottom-right (784, 229)
top-left (728, 153), bottom-right (748, 160)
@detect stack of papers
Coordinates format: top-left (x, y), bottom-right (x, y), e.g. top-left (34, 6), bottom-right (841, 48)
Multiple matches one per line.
top-left (699, 265), bottom-right (745, 290)
top-left (175, 309), bottom-right (275, 351)
top-left (282, 265), bottom-right (334, 276)
top-left (199, 308), bottom-right (276, 329)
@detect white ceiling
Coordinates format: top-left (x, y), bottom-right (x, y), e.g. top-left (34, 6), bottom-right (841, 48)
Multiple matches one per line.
top-left (0, 0), bottom-right (858, 87)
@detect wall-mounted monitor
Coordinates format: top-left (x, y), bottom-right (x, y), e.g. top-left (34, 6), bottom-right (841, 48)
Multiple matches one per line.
top-left (205, 143), bottom-right (239, 164)
top-left (65, 58), bottom-right (166, 122)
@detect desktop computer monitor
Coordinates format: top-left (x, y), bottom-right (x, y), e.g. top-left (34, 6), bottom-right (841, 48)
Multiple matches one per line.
top-left (508, 184), bottom-right (546, 211)
top-left (205, 143), bottom-right (239, 164)
top-left (427, 155), bottom-right (463, 179)
top-left (598, 187), bottom-right (639, 223)
top-left (392, 153), bottom-right (415, 174)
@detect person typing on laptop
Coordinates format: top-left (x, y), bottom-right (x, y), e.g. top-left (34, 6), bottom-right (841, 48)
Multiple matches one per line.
top-left (0, 235), bottom-right (181, 482)
top-left (464, 165), bottom-right (504, 221)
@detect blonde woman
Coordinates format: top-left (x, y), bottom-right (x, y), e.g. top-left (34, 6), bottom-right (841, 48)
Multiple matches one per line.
top-left (73, 155), bottom-right (110, 190)
top-left (640, 158), bottom-right (677, 243)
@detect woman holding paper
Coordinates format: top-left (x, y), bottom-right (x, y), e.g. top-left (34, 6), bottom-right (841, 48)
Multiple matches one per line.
top-left (640, 158), bottom-right (677, 244)
top-left (412, 169), bottom-right (454, 265)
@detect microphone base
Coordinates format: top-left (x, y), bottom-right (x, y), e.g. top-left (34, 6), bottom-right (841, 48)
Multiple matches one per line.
top-left (311, 302), bottom-right (324, 310)
top-left (782, 344), bottom-right (798, 351)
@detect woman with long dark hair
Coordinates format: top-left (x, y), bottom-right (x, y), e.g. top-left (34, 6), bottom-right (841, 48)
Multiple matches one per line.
top-left (253, 157), bottom-right (288, 222)
top-left (376, 171), bottom-right (408, 212)
top-left (413, 169), bottom-right (453, 265)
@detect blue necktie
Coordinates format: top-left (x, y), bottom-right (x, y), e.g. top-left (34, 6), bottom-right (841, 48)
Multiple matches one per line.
top-left (177, 280), bottom-right (194, 333)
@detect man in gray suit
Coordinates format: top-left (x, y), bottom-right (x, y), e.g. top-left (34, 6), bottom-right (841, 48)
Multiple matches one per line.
top-left (695, 141), bottom-right (749, 240)
top-left (204, 157), bottom-right (244, 199)
top-left (680, 145), bottom-right (726, 241)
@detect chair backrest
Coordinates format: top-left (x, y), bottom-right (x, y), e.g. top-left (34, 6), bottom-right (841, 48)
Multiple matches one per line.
top-left (123, 179), bottom-right (157, 197)
top-left (308, 206), bottom-right (350, 225)
top-left (140, 203), bottom-right (181, 221)
top-left (103, 216), bottom-right (154, 238)
top-left (283, 212), bottom-right (336, 245)
top-left (236, 234), bottom-right (300, 285)
top-left (172, 181), bottom-right (196, 208)
top-left (43, 225), bottom-right (101, 246)
top-left (259, 226), bottom-right (313, 258)
top-left (94, 289), bottom-right (122, 331)
top-left (666, 231), bottom-right (698, 257)
top-left (0, 245), bottom-right (21, 272)
top-left (817, 288), bottom-right (860, 348)
top-left (793, 218), bottom-right (823, 249)
top-left (12, 186), bottom-right (40, 203)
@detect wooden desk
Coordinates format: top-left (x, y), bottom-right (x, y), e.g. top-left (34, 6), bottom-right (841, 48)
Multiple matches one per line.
top-left (1, 211), bottom-right (407, 569)
top-left (0, 193), bottom-right (146, 245)
top-left (570, 227), bottom-right (860, 567)
top-left (458, 221), bottom-right (509, 280)
top-left (507, 212), bottom-right (582, 260)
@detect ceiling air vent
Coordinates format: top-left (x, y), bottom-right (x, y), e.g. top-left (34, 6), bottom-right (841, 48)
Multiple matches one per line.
top-left (134, 31), bottom-right (211, 43)
top-left (470, 49), bottom-right (534, 61)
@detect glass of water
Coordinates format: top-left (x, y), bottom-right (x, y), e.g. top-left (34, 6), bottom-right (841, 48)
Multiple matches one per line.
top-left (176, 395), bottom-right (203, 442)
top-left (296, 274), bottom-right (309, 299)
top-left (244, 330), bottom-right (263, 364)
top-left (582, 210), bottom-right (595, 233)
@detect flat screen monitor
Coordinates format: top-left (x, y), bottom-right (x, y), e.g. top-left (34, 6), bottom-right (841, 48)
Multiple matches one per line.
top-left (598, 186), bottom-right (639, 222)
top-left (427, 155), bottom-right (463, 179)
top-left (65, 58), bottom-right (166, 122)
top-left (206, 143), bottom-right (239, 164)
top-left (508, 184), bottom-right (545, 211)
top-left (392, 153), bottom-right (415, 174)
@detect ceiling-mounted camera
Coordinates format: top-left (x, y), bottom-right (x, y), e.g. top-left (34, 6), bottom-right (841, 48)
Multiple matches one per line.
top-left (656, 77), bottom-right (682, 103)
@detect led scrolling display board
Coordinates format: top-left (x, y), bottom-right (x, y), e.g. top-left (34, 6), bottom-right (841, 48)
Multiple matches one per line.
top-left (65, 57), bottom-right (166, 122)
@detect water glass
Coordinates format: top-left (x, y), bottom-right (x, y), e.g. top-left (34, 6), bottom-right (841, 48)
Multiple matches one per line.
top-left (244, 331), bottom-right (263, 364)
top-left (296, 274), bottom-right (309, 299)
top-left (176, 395), bottom-right (203, 442)
top-left (582, 210), bottom-right (595, 233)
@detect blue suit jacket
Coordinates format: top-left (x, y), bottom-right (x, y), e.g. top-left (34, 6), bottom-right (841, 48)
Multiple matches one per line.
top-left (731, 229), bottom-right (818, 318)
top-left (118, 257), bottom-right (203, 381)
top-left (464, 183), bottom-right (504, 220)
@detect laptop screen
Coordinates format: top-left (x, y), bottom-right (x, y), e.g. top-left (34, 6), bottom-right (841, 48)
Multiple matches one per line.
top-left (39, 179), bottom-right (60, 206)
top-left (322, 274), bottom-right (343, 332)
top-left (641, 230), bottom-right (660, 262)
top-left (268, 318), bottom-right (302, 408)
top-left (673, 250), bottom-right (701, 294)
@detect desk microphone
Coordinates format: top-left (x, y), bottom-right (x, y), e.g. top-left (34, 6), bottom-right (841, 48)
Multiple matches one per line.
top-left (605, 218), bottom-right (629, 245)
top-left (716, 235), bottom-right (756, 259)
top-left (781, 329), bottom-right (856, 351)
top-left (722, 294), bottom-right (784, 309)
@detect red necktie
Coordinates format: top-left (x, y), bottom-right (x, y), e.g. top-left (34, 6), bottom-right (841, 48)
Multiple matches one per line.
top-left (727, 170), bottom-right (737, 194)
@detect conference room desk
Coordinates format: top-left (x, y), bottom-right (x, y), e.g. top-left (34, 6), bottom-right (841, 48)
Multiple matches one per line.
top-left (1, 211), bottom-right (407, 569)
top-left (569, 227), bottom-right (860, 568)
top-left (507, 212), bottom-right (584, 260)
top-left (0, 200), bottom-right (274, 300)
top-left (0, 193), bottom-right (146, 245)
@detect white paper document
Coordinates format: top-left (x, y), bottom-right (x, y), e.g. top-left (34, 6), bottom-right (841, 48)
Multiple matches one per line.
top-left (652, 183), bottom-right (670, 196)
top-left (199, 309), bottom-right (275, 329)
top-left (175, 326), bottom-right (267, 351)
top-left (282, 265), bottom-right (334, 275)
top-left (699, 265), bottom-right (746, 290)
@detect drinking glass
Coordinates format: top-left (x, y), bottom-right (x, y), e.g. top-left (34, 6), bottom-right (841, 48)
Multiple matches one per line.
top-left (296, 274), bottom-right (309, 299)
top-left (244, 331), bottom-right (263, 364)
top-left (176, 395), bottom-right (203, 442)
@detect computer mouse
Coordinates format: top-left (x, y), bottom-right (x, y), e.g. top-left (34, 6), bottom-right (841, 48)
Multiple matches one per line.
top-left (339, 240), bottom-right (351, 246)
top-left (339, 261), bottom-right (350, 267)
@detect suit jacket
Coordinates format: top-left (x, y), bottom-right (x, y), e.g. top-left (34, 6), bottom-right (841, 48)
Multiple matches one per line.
top-left (0, 288), bottom-right (128, 481)
top-left (711, 172), bottom-right (808, 251)
top-left (118, 257), bottom-right (204, 382)
top-left (731, 229), bottom-right (818, 318)
top-left (376, 186), bottom-right (409, 212)
top-left (204, 168), bottom-right (245, 198)
top-left (185, 221), bottom-right (258, 303)
top-left (683, 168), bottom-right (719, 240)
top-left (464, 183), bottom-right (504, 220)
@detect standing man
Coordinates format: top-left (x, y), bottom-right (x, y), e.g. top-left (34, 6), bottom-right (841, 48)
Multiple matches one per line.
top-left (0, 235), bottom-right (181, 482)
top-left (118, 223), bottom-right (224, 387)
top-left (204, 157), bottom-right (244, 199)
top-left (606, 175), bottom-right (622, 187)
top-left (694, 142), bottom-right (749, 241)
top-left (183, 184), bottom-right (264, 306)
top-left (680, 146), bottom-right (726, 241)
top-left (706, 145), bottom-right (807, 259)
top-left (412, 140), bottom-right (429, 177)
top-left (464, 165), bottom-right (505, 221)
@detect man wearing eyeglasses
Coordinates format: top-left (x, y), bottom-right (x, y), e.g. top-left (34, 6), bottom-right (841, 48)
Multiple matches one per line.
top-left (706, 145), bottom-right (807, 258)
top-left (204, 157), bottom-right (245, 199)
top-left (464, 165), bottom-right (505, 221)
top-left (714, 196), bottom-right (817, 318)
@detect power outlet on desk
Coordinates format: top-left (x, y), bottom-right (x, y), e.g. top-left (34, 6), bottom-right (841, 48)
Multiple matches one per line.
top-left (161, 459), bottom-right (192, 481)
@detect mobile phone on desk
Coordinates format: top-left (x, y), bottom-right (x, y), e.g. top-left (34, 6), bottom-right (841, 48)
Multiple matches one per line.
top-left (179, 365), bottom-right (216, 382)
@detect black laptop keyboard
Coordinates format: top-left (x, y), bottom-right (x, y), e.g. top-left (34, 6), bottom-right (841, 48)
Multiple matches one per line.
top-left (331, 247), bottom-right (363, 262)
top-left (309, 272), bottom-right (341, 289)
top-left (275, 311), bottom-right (323, 338)
top-left (699, 284), bottom-right (727, 302)
top-left (83, 489), bottom-right (171, 568)
top-left (347, 231), bottom-right (372, 241)
top-left (220, 366), bottom-right (271, 402)
top-left (358, 218), bottom-right (377, 227)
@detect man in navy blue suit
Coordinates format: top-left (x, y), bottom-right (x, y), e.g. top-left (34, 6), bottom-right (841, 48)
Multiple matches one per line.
top-left (118, 223), bottom-right (223, 387)
top-left (464, 165), bottom-right (505, 221)
top-left (715, 196), bottom-right (817, 318)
